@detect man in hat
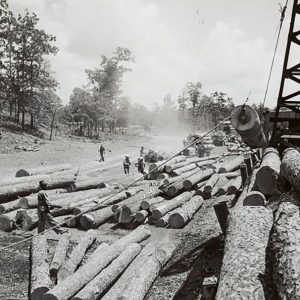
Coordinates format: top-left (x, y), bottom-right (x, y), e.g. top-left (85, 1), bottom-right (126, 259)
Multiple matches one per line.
top-left (123, 155), bottom-right (131, 174)
top-left (136, 157), bottom-right (146, 175)
top-left (37, 191), bottom-right (68, 234)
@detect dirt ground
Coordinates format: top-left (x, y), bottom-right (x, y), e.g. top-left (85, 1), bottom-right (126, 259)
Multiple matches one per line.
top-left (0, 132), bottom-right (226, 300)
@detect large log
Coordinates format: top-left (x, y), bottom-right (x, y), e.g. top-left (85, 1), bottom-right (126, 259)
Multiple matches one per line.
top-left (80, 206), bottom-right (114, 230)
top-left (227, 176), bottom-right (242, 195)
top-left (172, 163), bottom-right (198, 176)
top-left (30, 234), bottom-right (52, 300)
top-left (243, 191), bottom-right (266, 206)
top-left (231, 104), bottom-right (267, 148)
top-left (0, 198), bottom-right (20, 214)
top-left (0, 174), bottom-right (50, 187)
top-left (43, 226), bottom-right (151, 300)
top-left (0, 181), bottom-right (40, 203)
top-left (280, 148), bottom-right (300, 193)
top-left (168, 195), bottom-right (203, 228)
top-left (218, 156), bottom-right (244, 173)
top-left (16, 163), bottom-right (73, 177)
top-left (204, 174), bottom-right (220, 193)
top-left (15, 209), bottom-right (38, 230)
top-left (40, 174), bottom-right (76, 190)
top-left (163, 168), bottom-right (199, 186)
top-left (102, 240), bottom-right (176, 300)
top-left (216, 207), bottom-right (273, 299)
top-left (156, 173), bottom-right (169, 181)
top-left (271, 191), bottom-right (300, 299)
top-left (217, 171), bottom-right (240, 179)
top-left (183, 168), bottom-right (214, 190)
top-left (165, 160), bottom-right (190, 173)
top-left (72, 177), bottom-right (106, 191)
top-left (135, 210), bottom-right (149, 223)
top-left (218, 178), bottom-right (236, 195)
top-left (49, 233), bottom-right (71, 278)
top-left (256, 147), bottom-right (281, 195)
top-left (140, 196), bottom-right (165, 210)
top-left (211, 176), bottom-right (229, 197)
top-left (154, 211), bottom-right (172, 227)
top-left (152, 191), bottom-right (194, 219)
top-left (57, 229), bottom-right (96, 282)
top-left (72, 243), bottom-right (142, 300)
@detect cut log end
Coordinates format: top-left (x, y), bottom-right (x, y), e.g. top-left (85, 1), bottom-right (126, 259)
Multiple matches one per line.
top-left (80, 214), bottom-right (95, 230)
top-left (30, 287), bottom-right (50, 300)
top-left (15, 169), bottom-right (30, 177)
top-left (168, 213), bottom-right (185, 228)
top-left (243, 191), bottom-right (266, 206)
top-left (0, 215), bottom-right (14, 232)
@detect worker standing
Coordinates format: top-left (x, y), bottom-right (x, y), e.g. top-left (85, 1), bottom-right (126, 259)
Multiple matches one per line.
top-left (140, 146), bottom-right (144, 157)
top-left (99, 144), bottom-right (105, 162)
top-left (37, 191), bottom-right (67, 234)
top-left (123, 155), bottom-right (131, 174)
top-left (136, 157), bottom-right (146, 175)
top-left (197, 142), bottom-right (206, 158)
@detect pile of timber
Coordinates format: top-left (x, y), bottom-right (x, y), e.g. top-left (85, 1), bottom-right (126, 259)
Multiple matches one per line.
top-left (30, 225), bottom-right (178, 300)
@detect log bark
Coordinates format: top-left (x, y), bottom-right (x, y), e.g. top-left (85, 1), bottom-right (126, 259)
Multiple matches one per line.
top-left (40, 174), bottom-right (76, 190)
top-left (152, 191), bottom-right (194, 219)
top-left (243, 191), bottom-right (266, 206)
top-left (154, 211), bottom-right (172, 227)
top-left (0, 174), bottom-right (50, 187)
top-left (64, 216), bottom-right (77, 227)
top-left (49, 233), bottom-right (71, 278)
top-left (204, 174), bottom-right (220, 193)
top-left (72, 178), bottom-right (106, 191)
top-left (73, 243), bottom-right (142, 300)
top-left (217, 171), bottom-right (240, 179)
top-left (216, 206), bottom-right (273, 300)
top-left (218, 156), bottom-right (244, 173)
top-left (80, 207), bottom-right (114, 230)
top-left (0, 198), bottom-right (20, 214)
top-left (15, 209), bottom-right (38, 230)
top-left (211, 176), bottom-right (229, 196)
top-left (183, 169), bottom-right (214, 190)
top-left (163, 168), bottom-right (199, 186)
top-left (140, 196), bottom-right (165, 210)
top-left (172, 163), bottom-right (198, 176)
top-left (227, 176), bottom-right (242, 195)
top-left (0, 181), bottom-right (40, 203)
top-left (256, 147), bottom-right (281, 195)
top-left (30, 234), bottom-right (52, 300)
top-left (135, 210), bottom-right (149, 223)
top-left (165, 160), bottom-right (190, 173)
top-left (16, 163), bottom-right (73, 177)
top-left (102, 240), bottom-right (176, 300)
top-left (57, 229), bottom-right (96, 282)
top-left (280, 148), bottom-right (300, 193)
top-left (271, 191), bottom-right (300, 299)
top-left (44, 226), bottom-right (151, 300)
top-left (218, 178), bottom-right (236, 195)
top-left (168, 195), bottom-right (203, 228)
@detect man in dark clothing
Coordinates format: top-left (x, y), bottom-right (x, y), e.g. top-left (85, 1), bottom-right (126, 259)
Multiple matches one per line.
top-left (123, 155), bottom-right (131, 174)
top-left (37, 191), bottom-right (68, 234)
top-left (135, 157), bottom-right (146, 175)
top-left (197, 142), bottom-right (206, 158)
top-left (140, 146), bottom-right (144, 157)
top-left (99, 145), bottom-right (105, 162)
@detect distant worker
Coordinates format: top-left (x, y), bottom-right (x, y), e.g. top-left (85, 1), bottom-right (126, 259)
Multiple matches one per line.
top-left (197, 143), bottom-right (206, 158)
top-left (136, 157), bottom-right (146, 175)
top-left (140, 146), bottom-right (144, 157)
top-left (123, 155), bottom-right (131, 174)
top-left (37, 191), bottom-right (67, 234)
top-left (99, 144), bottom-right (105, 162)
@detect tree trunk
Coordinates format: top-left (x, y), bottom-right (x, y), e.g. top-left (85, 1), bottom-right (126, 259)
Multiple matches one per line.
top-left (227, 176), bottom-right (242, 195)
top-left (0, 181), bottom-right (41, 203)
top-left (211, 176), bottom-right (229, 196)
top-left (280, 148), bottom-right (300, 193)
top-left (102, 240), bottom-right (176, 300)
top-left (57, 230), bottom-right (96, 282)
top-left (15, 209), bottom-right (38, 230)
top-left (154, 211), bottom-right (172, 227)
top-left (16, 163), bottom-right (73, 177)
top-left (30, 235), bottom-right (52, 300)
top-left (73, 243), bottom-right (142, 300)
top-left (271, 191), bottom-right (300, 299)
top-left (0, 209), bottom-right (22, 232)
top-left (216, 207), bottom-right (273, 300)
top-left (73, 178), bottom-right (106, 191)
top-left (152, 191), bottom-right (194, 219)
top-left (218, 178), bottom-right (237, 195)
top-left (30, 113), bottom-right (34, 129)
top-left (217, 156), bottom-right (244, 173)
top-left (0, 174), bottom-right (50, 187)
top-left (50, 110), bottom-right (56, 141)
top-left (44, 226), bottom-right (151, 300)
top-left (183, 168), bottom-right (214, 190)
top-left (80, 207), bottom-right (114, 230)
top-left (40, 174), bottom-right (76, 190)
top-left (135, 210), bottom-right (149, 223)
top-left (204, 174), bottom-right (220, 193)
top-left (50, 233), bottom-right (71, 278)
top-left (256, 147), bottom-right (281, 195)
top-left (0, 198), bottom-right (20, 214)
top-left (243, 191), bottom-right (266, 206)
top-left (140, 196), bottom-right (165, 210)
top-left (173, 163), bottom-right (198, 176)
top-left (168, 195), bottom-right (203, 228)
top-left (21, 107), bottom-right (25, 129)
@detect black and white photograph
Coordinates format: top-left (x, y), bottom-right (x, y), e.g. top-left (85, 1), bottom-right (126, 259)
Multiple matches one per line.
top-left (0, 0), bottom-right (300, 299)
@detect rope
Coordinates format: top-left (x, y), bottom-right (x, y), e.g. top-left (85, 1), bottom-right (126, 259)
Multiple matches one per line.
top-left (0, 117), bottom-right (231, 251)
top-left (262, 0), bottom-right (289, 108)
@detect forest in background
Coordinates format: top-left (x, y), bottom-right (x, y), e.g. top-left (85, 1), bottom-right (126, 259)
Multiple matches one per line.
top-left (0, 0), bottom-right (248, 139)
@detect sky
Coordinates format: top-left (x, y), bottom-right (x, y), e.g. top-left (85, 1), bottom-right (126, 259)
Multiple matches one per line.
top-left (8, 0), bottom-right (300, 109)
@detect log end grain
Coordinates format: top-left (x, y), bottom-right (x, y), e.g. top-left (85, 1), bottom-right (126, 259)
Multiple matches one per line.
top-left (0, 215), bottom-right (13, 232)
top-left (15, 169), bottom-right (30, 177)
top-left (31, 287), bottom-right (50, 300)
top-left (80, 214), bottom-right (95, 230)
top-left (243, 191), bottom-right (266, 206)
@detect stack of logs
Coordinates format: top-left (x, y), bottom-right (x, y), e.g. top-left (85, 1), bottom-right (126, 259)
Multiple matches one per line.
top-left (215, 147), bottom-right (300, 299)
top-left (0, 151), bottom-right (249, 232)
top-left (30, 225), bottom-right (177, 300)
